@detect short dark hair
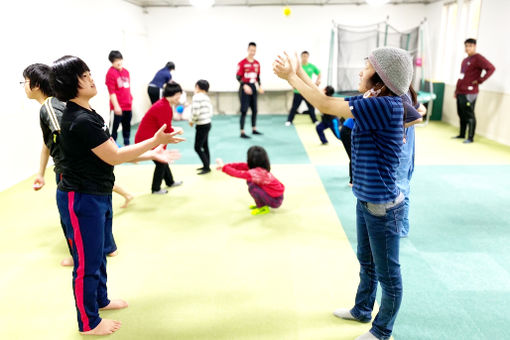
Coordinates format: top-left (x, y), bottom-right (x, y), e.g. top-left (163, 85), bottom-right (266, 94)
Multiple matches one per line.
top-left (464, 38), bottom-right (477, 45)
top-left (196, 79), bottom-right (209, 92)
top-left (51, 56), bottom-right (90, 102)
top-left (248, 42), bottom-right (256, 48)
top-left (108, 50), bottom-right (123, 63)
top-left (162, 81), bottom-right (182, 97)
top-left (324, 85), bottom-right (335, 97)
top-left (301, 51), bottom-right (309, 56)
top-left (247, 146), bottom-right (270, 172)
top-left (23, 63), bottom-right (54, 97)
top-left (165, 61), bottom-right (175, 70)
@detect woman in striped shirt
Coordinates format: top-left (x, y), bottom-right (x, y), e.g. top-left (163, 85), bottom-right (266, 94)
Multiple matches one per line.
top-left (274, 47), bottom-right (421, 340)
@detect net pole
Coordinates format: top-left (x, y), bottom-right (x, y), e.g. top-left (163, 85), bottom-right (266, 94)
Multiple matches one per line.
top-left (328, 27), bottom-right (335, 86)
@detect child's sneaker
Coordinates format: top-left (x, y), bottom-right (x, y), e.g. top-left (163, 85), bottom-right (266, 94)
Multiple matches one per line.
top-left (249, 205), bottom-right (257, 209)
top-left (251, 206), bottom-right (270, 215)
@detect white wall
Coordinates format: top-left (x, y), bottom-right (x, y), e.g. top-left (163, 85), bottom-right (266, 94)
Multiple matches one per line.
top-left (471, 0), bottom-right (508, 94)
top-left (0, 0), bottom-right (148, 192)
top-left (144, 4), bottom-right (428, 92)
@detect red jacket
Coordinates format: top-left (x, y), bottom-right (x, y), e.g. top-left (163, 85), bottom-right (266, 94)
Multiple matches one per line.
top-left (105, 66), bottom-right (133, 111)
top-left (455, 53), bottom-right (495, 95)
top-left (135, 99), bottom-right (174, 148)
top-left (222, 163), bottom-right (284, 197)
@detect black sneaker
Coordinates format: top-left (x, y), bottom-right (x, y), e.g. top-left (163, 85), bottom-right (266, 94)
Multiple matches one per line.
top-left (452, 135), bottom-right (464, 139)
top-left (240, 133), bottom-right (251, 139)
top-left (196, 167), bottom-right (205, 171)
top-left (463, 139), bottom-right (474, 144)
top-left (252, 130), bottom-right (263, 135)
top-left (198, 168), bottom-right (211, 175)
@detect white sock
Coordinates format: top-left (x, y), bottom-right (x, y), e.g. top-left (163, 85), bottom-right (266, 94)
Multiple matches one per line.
top-left (355, 331), bottom-right (379, 340)
top-left (333, 308), bottom-right (357, 320)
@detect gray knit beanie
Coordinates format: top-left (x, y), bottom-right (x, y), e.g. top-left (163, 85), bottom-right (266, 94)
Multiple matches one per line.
top-left (368, 47), bottom-right (413, 96)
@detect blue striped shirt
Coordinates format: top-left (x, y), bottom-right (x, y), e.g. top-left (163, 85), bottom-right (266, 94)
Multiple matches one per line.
top-left (347, 95), bottom-right (404, 204)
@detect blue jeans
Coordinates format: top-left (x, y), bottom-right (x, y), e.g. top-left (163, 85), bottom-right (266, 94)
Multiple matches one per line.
top-left (351, 199), bottom-right (405, 340)
top-left (395, 126), bottom-right (415, 236)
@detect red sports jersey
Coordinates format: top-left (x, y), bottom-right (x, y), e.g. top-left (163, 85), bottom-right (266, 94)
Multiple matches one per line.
top-left (236, 58), bottom-right (260, 84)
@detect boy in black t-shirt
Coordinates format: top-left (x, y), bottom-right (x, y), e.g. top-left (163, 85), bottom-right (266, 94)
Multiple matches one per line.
top-left (23, 63), bottom-right (73, 266)
top-left (51, 55), bottom-right (184, 336)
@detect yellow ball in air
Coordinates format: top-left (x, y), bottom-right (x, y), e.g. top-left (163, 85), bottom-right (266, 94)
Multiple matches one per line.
top-left (283, 7), bottom-right (291, 16)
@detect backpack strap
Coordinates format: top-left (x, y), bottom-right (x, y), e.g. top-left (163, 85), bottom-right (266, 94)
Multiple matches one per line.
top-left (43, 97), bottom-right (61, 133)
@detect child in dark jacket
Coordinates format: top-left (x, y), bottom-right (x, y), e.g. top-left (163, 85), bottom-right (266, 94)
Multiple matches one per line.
top-left (315, 85), bottom-right (341, 144)
top-left (216, 146), bottom-right (284, 215)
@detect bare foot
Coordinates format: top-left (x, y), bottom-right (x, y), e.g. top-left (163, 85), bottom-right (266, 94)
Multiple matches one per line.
top-left (80, 319), bottom-right (121, 335)
top-left (120, 195), bottom-right (134, 208)
top-left (61, 257), bottom-right (74, 267)
top-left (107, 250), bottom-right (118, 257)
top-left (100, 299), bottom-right (129, 310)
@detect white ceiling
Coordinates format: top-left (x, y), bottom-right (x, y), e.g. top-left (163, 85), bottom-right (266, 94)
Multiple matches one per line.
top-left (123, 0), bottom-right (442, 7)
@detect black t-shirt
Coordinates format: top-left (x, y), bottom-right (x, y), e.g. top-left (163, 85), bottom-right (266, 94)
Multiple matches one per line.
top-left (58, 101), bottom-right (114, 195)
top-left (40, 97), bottom-right (65, 174)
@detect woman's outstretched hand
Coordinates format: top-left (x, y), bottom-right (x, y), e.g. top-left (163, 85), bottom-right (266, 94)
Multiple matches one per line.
top-left (273, 52), bottom-right (297, 80)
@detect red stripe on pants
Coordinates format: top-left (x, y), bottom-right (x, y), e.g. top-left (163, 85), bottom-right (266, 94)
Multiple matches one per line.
top-left (67, 192), bottom-right (91, 331)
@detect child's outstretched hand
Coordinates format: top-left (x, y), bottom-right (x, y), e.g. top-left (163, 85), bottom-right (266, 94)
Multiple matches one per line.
top-left (215, 158), bottom-right (224, 170)
top-left (154, 124), bottom-right (186, 145)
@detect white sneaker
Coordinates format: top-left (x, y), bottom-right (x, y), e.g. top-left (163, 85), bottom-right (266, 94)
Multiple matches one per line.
top-left (168, 180), bottom-right (183, 188)
top-left (285, 121), bottom-right (291, 126)
top-left (355, 331), bottom-right (379, 340)
top-left (152, 189), bottom-right (168, 195)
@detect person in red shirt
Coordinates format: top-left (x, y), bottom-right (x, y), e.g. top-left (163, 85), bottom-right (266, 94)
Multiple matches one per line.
top-left (454, 38), bottom-right (495, 143)
top-left (135, 82), bottom-right (184, 194)
top-left (236, 42), bottom-right (264, 139)
top-left (105, 50), bottom-right (133, 146)
top-left (216, 146), bottom-right (284, 216)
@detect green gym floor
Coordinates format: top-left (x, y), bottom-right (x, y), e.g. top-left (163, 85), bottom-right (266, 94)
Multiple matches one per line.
top-left (1, 114), bottom-right (510, 340)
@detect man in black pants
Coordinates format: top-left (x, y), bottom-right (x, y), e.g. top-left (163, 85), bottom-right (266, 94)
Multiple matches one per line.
top-left (454, 38), bottom-right (495, 143)
top-left (285, 51), bottom-right (321, 126)
top-left (236, 42), bottom-right (264, 138)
